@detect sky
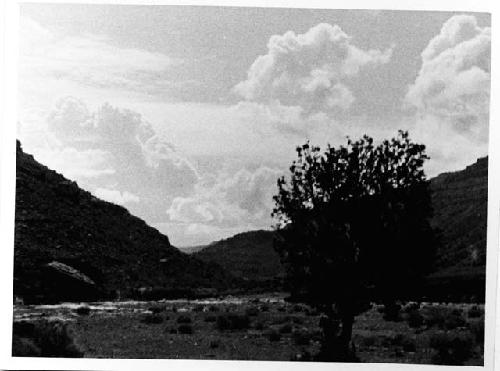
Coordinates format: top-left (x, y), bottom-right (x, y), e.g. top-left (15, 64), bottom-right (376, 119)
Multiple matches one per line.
top-left (17, 4), bottom-right (491, 247)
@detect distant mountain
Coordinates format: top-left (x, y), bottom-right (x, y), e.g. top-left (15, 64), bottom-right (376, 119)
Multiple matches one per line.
top-left (177, 244), bottom-right (209, 255)
top-left (194, 230), bottom-right (283, 283)
top-left (193, 157), bottom-right (488, 300)
top-left (14, 141), bottom-right (233, 303)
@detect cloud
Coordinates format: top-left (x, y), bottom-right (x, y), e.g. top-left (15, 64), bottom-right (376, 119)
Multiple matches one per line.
top-left (29, 96), bottom-right (201, 216)
top-left (34, 146), bottom-right (115, 180)
top-left (94, 188), bottom-right (140, 205)
top-left (234, 23), bottom-right (392, 114)
top-left (19, 16), bottom-right (179, 95)
top-left (167, 166), bottom-right (282, 228)
top-left (406, 15), bottom-right (490, 142)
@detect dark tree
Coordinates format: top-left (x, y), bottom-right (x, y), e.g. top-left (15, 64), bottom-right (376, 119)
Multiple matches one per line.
top-left (272, 131), bottom-right (437, 361)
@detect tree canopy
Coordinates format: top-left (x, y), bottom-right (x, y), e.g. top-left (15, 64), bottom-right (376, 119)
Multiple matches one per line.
top-left (272, 131), bottom-right (438, 360)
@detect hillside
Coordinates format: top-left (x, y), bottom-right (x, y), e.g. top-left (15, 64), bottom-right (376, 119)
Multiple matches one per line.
top-left (14, 141), bottom-right (233, 303)
top-left (194, 230), bottom-right (283, 283)
top-left (429, 156), bottom-right (488, 272)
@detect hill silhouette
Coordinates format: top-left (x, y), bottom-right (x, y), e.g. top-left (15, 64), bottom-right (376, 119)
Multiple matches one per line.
top-left (14, 141), bottom-right (233, 303)
top-left (194, 230), bottom-right (283, 282)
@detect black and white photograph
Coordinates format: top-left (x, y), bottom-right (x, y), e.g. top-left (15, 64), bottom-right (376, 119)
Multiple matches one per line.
top-left (0, 1), bottom-right (499, 370)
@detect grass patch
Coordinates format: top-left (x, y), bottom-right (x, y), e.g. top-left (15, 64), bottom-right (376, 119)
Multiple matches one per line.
top-left (216, 314), bottom-right (251, 331)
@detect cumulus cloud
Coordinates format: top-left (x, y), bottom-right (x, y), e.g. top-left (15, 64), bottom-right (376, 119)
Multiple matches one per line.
top-left (234, 23), bottom-right (392, 114)
top-left (19, 16), bottom-right (179, 95)
top-left (167, 166), bottom-right (282, 229)
top-left (94, 188), bottom-right (140, 205)
top-left (34, 96), bottom-right (201, 216)
top-left (406, 15), bottom-right (490, 142)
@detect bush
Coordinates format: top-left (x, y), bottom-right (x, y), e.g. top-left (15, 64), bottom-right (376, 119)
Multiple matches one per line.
top-left (260, 304), bottom-right (270, 312)
top-left (265, 329), bottom-right (281, 342)
top-left (168, 328), bottom-right (178, 334)
top-left (292, 331), bottom-right (311, 346)
top-left (148, 304), bottom-right (167, 314)
top-left (429, 331), bottom-right (474, 365)
top-left (12, 320), bottom-right (84, 357)
top-left (245, 307), bottom-right (259, 316)
top-left (208, 305), bottom-right (219, 312)
top-left (279, 323), bottom-right (293, 334)
top-left (192, 305), bottom-right (204, 312)
top-left (423, 306), bottom-right (447, 328)
top-left (468, 319), bottom-right (485, 344)
top-left (209, 340), bottom-right (220, 348)
top-left (291, 351), bottom-right (312, 361)
top-left (253, 321), bottom-right (265, 330)
top-left (359, 335), bottom-right (376, 348)
top-left (406, 310), bottom-right (425, 328)
top-left (204, 315), bottom-right (217, 323)
top-left (141, 313), bottom-right (164, 324)
top-left (176, 315), bottom-right (192, 324)
top-left (12, 337), bottom-right (41, 356)
top-left (444, 313), bottom-right (466, 330)
top-left (178, 324), bottom-right (193, 334)
top-left (404, 302), bottom-right (421, 313)
top-left (216, 314), bottom-right (251, 331)
top-left (74, 305), bottom-right (91, 316)
top-left (383, 303), bottom-right (402, 321)
top-left (468, 305), bottom-right (483, 319)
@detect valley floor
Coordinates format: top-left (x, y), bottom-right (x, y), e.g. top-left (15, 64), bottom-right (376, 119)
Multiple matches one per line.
top-left (13, 294), bottom-right (484, 364)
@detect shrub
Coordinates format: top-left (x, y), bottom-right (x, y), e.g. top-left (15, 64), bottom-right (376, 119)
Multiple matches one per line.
top-left (141, 313), bottom-right (164, 324)
top-left (406, 310), bottom-right (425, 328)
top-left (13, 320), bottom-right (84, 357)
top-left (216, 314), bottom-right (251, 331)
top-left (178, 324), bottom-right (193, 334)
top-left (468, 305), bottom-right (483, 319)
top-left (209, 340), bottom-right (220, 348)
top-left (383, 303), bottom-right (402, 321)
top-left (292, 304), bottom-right (304, 312)
top-left (204, 315), bottom-right (217, 323)
top-left (12, 321), bottom-right (35, 338)
top-left (291, 351), bottom-right (312, 361)
top-left (279, 323), bottom-right (293, 334)
top-left (265, 329), bottom-right (281, 342)
top-left (468, 319), bottom-right (485, 344)
top-left (260, 304), bottom-right (270, 312)
top-left (404, 302), bottom-right (421, 313)
top-left (245, 307), bottom-right (259, 316)
top-left (423, 306), bottom-right (447, 328)
top-left (74, 305), bottom-right (91, 316)
top-left (208, 305), bottom-right (219, 312)
top-left (292, 330), bottom-right (311, 346)
top-left (253, 321), bottom-right (265, 330)
top-left (277, 306), bottom-right (287, 312)
top-left (429, 331), bottom-right (474, 365)
top-left (444, 313), bottom-right (466, 330)
top-left (12, 337), bottom-right (41, 356)
top-left (176, 315), bottom-right (192, 324)
top-left (359, 335), bottom-right (376, 348)
top-left (168, 328), bottom-right (178, 334)
top-left (148, 305), bottom-right (167, 314)
top-left (193, 305), bottom-right (204, 312)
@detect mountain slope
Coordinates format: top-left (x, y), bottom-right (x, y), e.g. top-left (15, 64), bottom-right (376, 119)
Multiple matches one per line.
top-left (430, 156), bottom-right (487, 273)
top-left (194, 230), bottom-right (283, 282)
top-left (14, 141), bottom-right (233, 303)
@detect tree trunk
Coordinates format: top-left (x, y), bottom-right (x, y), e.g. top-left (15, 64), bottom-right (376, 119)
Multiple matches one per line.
top-left (316, 305), bottom-right (357, 362)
